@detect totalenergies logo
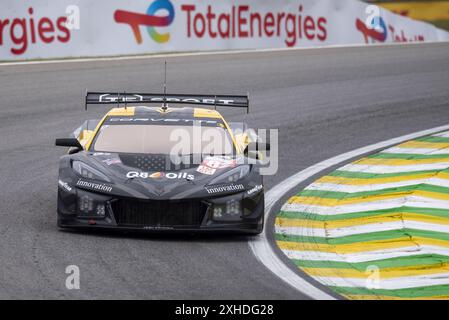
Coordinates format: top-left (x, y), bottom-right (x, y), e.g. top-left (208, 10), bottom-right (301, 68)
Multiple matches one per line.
top-left (356, 16), bottom-right (388, 43)
top-left (356, 12), bottom-right (425, 43)
top-left (355, 17), bottom-right (387, 43)
top-left (114, 0), bottom-right (175, 44)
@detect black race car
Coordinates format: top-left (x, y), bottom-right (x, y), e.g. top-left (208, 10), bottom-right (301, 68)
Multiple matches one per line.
top-left (55, 92), bottom-right (268, 234)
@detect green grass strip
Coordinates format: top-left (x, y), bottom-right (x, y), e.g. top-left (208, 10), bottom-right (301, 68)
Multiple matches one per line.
top-left (277, 206), bottom-right (449, 221)
top-left (298, 183), bottom-right (449, 199)
top-left (415, 136), bottom-right (449, 143)
top-left (293, 254), bottom-right (449, 270)
top-left (275, 228), bottom-right (449, 245)
top-left (330, 284), bottom-right (449, 298)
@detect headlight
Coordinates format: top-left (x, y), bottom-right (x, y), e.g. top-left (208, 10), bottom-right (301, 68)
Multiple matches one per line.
top-left (209, 165), bottom-right (250, 185)
top-left (212, 199), bottom-right (242, 221)
top-left (72, 161), bottom-right (111, 182)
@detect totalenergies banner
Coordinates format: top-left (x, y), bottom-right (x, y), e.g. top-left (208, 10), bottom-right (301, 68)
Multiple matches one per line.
top-left (0, 0), bottom-right (448, 61)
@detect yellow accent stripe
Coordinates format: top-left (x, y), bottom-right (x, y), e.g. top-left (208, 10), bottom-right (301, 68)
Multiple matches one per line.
top-left (396, 141), bottom-right (449, 150)
top-left (277, 237), bottom-right (449, 254)
top-left (290, 190), bottom-right (449, 206)
top-left (276, 212), bottom-right (449, 229)
top-left (106, 107), bottom-right (136, 116)
top-left (302, 264), bottom-right (449, 279)
top-left (193, 108), bottom-right (222, 118)
top-left (78, 129), bottom-right (94, 148)
top-left (316, 172), bottom-right (449, 185)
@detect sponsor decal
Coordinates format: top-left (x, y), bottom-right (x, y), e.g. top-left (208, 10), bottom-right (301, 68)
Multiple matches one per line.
top-left (205, 183), bottom-right (245, 194)
top-left (115, 2), bottom-right (327, 48)
top-left (247, 184), bottom-right (263, 195)
top-left (114, 0), bottom-right (175, 44)
top-left (58, 180), bottom-right (72, 192)
top-left (98, 94), bottom-right (143, 103)
top-left (196, 156), bottom-right (236, 175)
top-left (97, 94), bottom-right (237, 106)
top-left (76, 179), bottom-right (113, 193)
top-left (102, 158), bottom-right (121, 166)
top-left (202, 156), bottom-right (236, 169)
top-left (356, 16), bottom-right (424, 43)
top-left (356, 16), bottom-right (388, 43)
top-left (149, 172), bottom-right (164, 179)
top-left (126, 171), bottom-right (195, 180)
top-left (0, 7), bottom-right (71, 55)
top-left (181, 4), bottom-right (327, 47)
top-left (196, 165), bottom-right (216, 175)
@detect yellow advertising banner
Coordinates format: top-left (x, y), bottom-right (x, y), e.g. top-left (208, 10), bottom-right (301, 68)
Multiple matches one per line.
top-left (379, 1), bottom-right (449, 21)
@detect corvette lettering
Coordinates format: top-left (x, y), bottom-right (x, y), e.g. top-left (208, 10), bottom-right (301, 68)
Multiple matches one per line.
top-left (108, 118), bottom-right (218, 125)
top-left (76, 179), bottom-right (113, 193)
top-left (205, 184), bottom-right (245, 194)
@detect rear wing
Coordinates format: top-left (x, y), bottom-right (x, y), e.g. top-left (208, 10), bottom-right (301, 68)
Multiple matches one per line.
top-left (85, 92), bottom-right (249, 113)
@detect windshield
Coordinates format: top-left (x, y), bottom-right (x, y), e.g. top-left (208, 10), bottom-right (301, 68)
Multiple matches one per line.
top-left (91, 118), bottom-right (235, 155)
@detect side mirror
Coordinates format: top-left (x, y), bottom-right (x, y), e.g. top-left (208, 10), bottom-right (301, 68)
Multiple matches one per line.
top-left (55, 138), bottom-right (83, 150)
top-left (244, 142), bottom-right (270, 159)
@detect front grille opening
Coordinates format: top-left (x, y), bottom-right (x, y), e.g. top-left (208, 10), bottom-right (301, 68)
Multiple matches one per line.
top-left (111, 199), bottom-right (208, 228)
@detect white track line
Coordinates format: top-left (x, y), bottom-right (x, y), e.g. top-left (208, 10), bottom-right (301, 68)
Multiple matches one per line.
top-left (315, 272), bottom-right (449, 290)
top-left (248, 123), bottom-right (449, 300)
top-left (282, 197), bottom-right (449, 215)
top-left (339, 162), bottom-right (449, 173)
top-left (306, 179), bottom-right (449, 192)
top-left (276, 220), bottom-right (449, 238)
top-left (0, 41), bottom-right (446, 67)
top-left (281, 245), bottom-right (449, 263)
top-left (382, 147), bottom-right (449, 154)
top-left (434, 132), bottom-right (449, 138)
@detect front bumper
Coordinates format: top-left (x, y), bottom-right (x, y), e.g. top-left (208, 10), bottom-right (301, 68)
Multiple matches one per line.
top-left (57, 186), bottom-right (264, 234)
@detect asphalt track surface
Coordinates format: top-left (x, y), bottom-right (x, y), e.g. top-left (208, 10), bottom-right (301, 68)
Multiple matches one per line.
top-left (0, 42), bottom-right (448, 299)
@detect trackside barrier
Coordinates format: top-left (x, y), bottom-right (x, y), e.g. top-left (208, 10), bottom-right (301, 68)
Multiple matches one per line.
top-left (0, 0), bottom-right (448, 61)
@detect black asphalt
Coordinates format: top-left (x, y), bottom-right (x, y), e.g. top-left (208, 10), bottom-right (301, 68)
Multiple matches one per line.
top-left (0, 42), bottom-right (448, 299)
